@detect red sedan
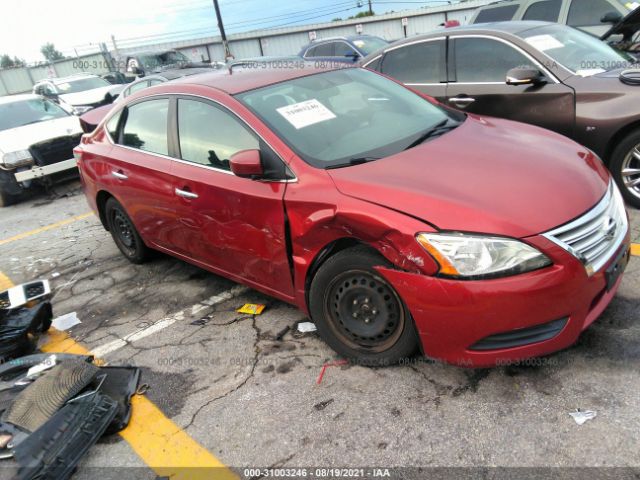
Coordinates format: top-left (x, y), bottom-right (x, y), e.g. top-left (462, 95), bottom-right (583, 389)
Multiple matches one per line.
top-left (75, 65), bottom-right (630, 367)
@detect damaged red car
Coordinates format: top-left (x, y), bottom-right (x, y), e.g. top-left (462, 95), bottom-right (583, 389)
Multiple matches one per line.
top-left (75, 66), bottom-right (630, 367)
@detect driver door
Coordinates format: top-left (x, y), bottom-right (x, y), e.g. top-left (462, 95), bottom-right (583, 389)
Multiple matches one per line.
top-left (446, 36), bottom-right (575, 138)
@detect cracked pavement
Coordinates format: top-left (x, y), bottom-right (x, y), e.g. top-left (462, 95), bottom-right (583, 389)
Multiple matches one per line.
top-left (0, 180), bottom-right (639, 476)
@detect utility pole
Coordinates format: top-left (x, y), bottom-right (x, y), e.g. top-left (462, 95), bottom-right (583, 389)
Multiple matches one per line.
top-left (213, 0), bottom-right (232, 60)
top-left (368, 0), bottom-right (373, 15)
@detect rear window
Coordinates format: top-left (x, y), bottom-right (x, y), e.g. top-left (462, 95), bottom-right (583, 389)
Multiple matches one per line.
top-left (523, 0), bottom-right (562, 21)
top-left (474, 4), bottom-right (519, 23)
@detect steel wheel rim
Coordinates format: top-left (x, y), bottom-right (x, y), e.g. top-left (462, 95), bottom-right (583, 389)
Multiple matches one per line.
top-left (113, 210), bottom-right (136, 252)
top-left (323, 269), bottom-right (405, 352)
top-left (622, 145), bottom-right (640, 200)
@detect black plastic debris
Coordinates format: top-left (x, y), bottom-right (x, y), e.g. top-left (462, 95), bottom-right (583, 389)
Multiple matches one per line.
top-left (13, 392), bottom-right (118, 480)
top-left (3, 361), bottom-right (99, 433)
top-left (0, 302), bottom-right (52, 363)
top-left (98, 366), bottom-right (141, 434)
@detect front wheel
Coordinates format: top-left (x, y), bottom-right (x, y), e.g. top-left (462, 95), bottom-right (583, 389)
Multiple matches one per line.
top-left (309, 246), bottom-right (419, 366)
top-left (610, 131), bottom-right (640, 208)
top-left (105, 197), bottom-right (150, 264)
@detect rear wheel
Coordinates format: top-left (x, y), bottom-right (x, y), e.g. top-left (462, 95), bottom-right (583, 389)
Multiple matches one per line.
top-left (105, 197), bottom-right (150, 264)
top-left (309, 246), bottom-right (419, 366)
top-left (610, 130), bottom-right (640, 208)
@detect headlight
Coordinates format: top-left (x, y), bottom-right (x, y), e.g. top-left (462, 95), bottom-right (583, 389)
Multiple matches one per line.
top-left (72, 106), bottom-right (93, 115)
top-left (416, 233), bottom-right (552, 279)
top-left (2, 150), bottom-right (33, 169)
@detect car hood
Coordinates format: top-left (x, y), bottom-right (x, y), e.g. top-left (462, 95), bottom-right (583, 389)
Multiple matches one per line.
top-left (0, 115), bottom-right (82, 154)
top-left (328, 116), bottom-right (610, 238)
top-left (59, 85), bottom-right (123, 107)
top-left (601, 6), bottom-right (640, 40)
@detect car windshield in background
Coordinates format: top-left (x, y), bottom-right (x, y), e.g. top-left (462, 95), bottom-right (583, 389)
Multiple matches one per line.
top-left (353, 37), bottom-right (389, 56)
top-left (0, 98), bottom-right (69, 131)
top-left (519, 24), bottom-right (633, 76)
top-left (56, 77), bottom-right (110, 93)
top-left (236, 68), bottom-right (461, 169)
top-left (138, 52), bottom-right (189, 70)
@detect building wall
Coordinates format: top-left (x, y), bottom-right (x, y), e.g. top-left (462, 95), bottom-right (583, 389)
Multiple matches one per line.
top-left (0, 0), bottom-right (491, 95)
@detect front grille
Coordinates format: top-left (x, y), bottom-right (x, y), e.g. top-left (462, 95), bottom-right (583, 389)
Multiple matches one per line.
top-left (469, 318), bottom-right (568, 351)
top-left (29, 134), bottom-right (82, 167)
top-left (543, 181), bottom-right (628, 276)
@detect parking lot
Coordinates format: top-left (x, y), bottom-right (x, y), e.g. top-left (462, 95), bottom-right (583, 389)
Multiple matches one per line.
top-left (0, 180), bottom-right (637, 478)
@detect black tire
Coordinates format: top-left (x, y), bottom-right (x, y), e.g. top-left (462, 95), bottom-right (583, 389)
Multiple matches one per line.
top-left (309, 246), bottom-right (419, 366)
top-left (105, 197), bottom-right (150, 264)
top-left (0, 190), bottom-right (16, 208)
top-left (610, 130), bottom-right (640, 208)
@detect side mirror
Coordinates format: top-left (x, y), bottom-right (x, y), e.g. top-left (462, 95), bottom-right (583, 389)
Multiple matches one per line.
top-left (601, 11), bottom-right (623, 24)
top-left (506, 67), bottom-right (546, 86)
top-left (346, 52), bottom-right (361, 62)
top-left (230, 149), bottom-right (263, 178)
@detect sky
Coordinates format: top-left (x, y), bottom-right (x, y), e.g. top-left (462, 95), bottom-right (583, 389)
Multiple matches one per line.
top-left (0, 0), bottom-right (453, 62)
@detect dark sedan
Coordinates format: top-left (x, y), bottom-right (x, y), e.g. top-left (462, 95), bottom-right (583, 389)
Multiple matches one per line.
top-left (362, 21), bottom-right (640, 207)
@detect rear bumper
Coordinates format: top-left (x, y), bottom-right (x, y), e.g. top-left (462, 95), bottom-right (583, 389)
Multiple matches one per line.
top-left (378, 232), bottom-right (630, 368)
top-left (14, 159), bottom-right (78, 182)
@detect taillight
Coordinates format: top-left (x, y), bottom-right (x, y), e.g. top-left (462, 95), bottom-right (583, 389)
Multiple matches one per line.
top-left (73, 146), bottom-right (83, 163)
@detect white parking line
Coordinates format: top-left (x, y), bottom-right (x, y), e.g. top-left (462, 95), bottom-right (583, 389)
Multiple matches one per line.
top-left (91, 285), bottom-right (248, 358)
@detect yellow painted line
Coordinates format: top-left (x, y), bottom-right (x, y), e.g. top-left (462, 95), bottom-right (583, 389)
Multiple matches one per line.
top-left (2, 271), bottom-right (236, 480)
top-left (0, 212), bottom-right (94, 246)
top-left (632, 243), bottom-right (640, 257)
top-left (0, 271), bottom-right (13, 291)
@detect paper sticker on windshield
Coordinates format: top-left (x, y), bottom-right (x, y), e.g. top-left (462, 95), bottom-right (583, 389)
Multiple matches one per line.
top-left (525, 34), bottom-right (564, 51)
top-left (277, 99), bottom-right (336, 129)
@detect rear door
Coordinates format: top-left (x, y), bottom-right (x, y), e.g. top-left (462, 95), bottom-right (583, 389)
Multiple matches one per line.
top-left (168, 96), bottom-right (295, 299)
top-left (106, 98), bottom-right (179, 250)
top-left (446, 35), bottom-right (575, 138)
top-left (372, 38), bottom-right (447, 101)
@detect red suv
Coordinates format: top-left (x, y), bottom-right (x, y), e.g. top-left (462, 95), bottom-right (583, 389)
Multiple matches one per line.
top-left (75, 65), bottom-right (630, 367)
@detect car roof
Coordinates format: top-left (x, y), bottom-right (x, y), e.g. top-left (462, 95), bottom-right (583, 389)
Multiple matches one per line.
top-left (0, 93), bottom-right (41, 105)
top-left (42, 74), bottom-right (99, 84)
top-left (169, 63), bottom-right (348, 95)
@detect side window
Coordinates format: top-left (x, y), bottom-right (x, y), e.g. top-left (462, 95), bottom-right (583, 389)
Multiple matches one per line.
top-left (149, 79), bottom-right (164, 86)
top-left (381, 41), bottom-right (444, 84)
top-left (307, 43), bottom-right (334, 57)
top-left (106, 110), bottom-right (122, 141)
top-left (177, 98), bottom-right (259, 171)
top-left (365, 55), bottom-right (383, 71)
top-left (121, 99), bottom-right (169, 155)
top-left (334, 42), bottom-right (358, 57)
top-left (523, 0), bottom-right (562, 21)
top-left (454, 38), bottom-right (536, 83)
top-left (568, 0), bottom-right (618, 26)
top-left (474, 5), bottom-right (519, 23)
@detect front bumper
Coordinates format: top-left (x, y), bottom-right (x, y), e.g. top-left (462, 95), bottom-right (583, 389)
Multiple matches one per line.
top-left (378, 231), bottom-right (631, 368)
top-left (14, 159), bottom-right (78, 182)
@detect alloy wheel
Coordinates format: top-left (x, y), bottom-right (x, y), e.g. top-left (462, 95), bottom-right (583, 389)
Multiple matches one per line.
top-left (622, 145), bottom-right (640, 200)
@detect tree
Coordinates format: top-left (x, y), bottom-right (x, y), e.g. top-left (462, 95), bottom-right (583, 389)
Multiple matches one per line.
top-left (13, 56), bottom-right (25, 67)
top-left (348, 11), bottom-right (374, 19)
top-left (0, 54), bottom-right (14, 69)
top-left (40, 43), bottom-right (64, 62)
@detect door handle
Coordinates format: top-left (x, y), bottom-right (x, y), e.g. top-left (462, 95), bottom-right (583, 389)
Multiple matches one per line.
top-left (111, 170), bottom-right (128, 180)
top-left (450, 96), bottom-right (476, 107)
top-left (175, 188), bottom-right (198, 199)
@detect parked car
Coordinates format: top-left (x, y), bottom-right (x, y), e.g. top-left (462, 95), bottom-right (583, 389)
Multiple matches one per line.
top-left (33, 74), bottom-right (123, 116)
top-left (115, 68), bottom-right (213, 103)
top-left (362, 21), bottom-right (640, 207)
top-left (0, 94), bottom-right (82, 207)
top-left (601, 5), bottom-right (640, 56)
top-left (121, 49), bottom-right (211, 80)
top-left (75, 65), bottom-right (629, 367)
top-left (470, 0), bottom-right (635, 36)
top-left (298, 35), bottom-right (389, 63)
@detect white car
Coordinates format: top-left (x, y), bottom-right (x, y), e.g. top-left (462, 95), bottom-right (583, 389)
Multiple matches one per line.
top-left (0, 94), bottom-right (83, 207)
top-left (33, 74), bottom-right (124, 116)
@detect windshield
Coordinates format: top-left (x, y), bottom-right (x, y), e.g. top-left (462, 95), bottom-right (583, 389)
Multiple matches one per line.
top-left (0, 98), bottom-right (69, 131)
top-left (352, 37), bottom-right (389, 56)
top-left (519, 24), bottom-right (633, 75)
top-left (56, 77), bottom-right (110, 94)
top-left (236, 68), bottom-right (461, 169)
top-left (137, 51), bottom-right (189, 70)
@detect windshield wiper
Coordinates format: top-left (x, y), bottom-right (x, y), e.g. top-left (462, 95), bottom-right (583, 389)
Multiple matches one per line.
top-left (325, 156), bottom-right (380, 170)
top-left (404, 119), bottom-right (459, 151)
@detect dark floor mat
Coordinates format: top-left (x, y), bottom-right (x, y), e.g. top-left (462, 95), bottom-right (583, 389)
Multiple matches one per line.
top-left (13, 392), bottom-right (118, 480)
top-left (2, 361), bottom-right (98, 432)
top-left (0, 302), bottom-right (52, 363)
top-left (98, 366), bottom-right (141, 434)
